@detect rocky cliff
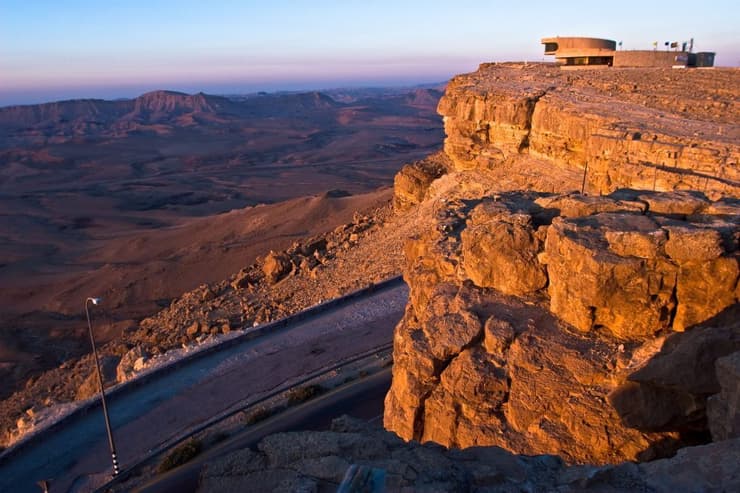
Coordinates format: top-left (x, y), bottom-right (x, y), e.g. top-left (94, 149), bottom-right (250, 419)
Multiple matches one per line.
top-left (394, 64), bottom-right (739, 211)
top-left (385, 63), bottom-right (740, 465)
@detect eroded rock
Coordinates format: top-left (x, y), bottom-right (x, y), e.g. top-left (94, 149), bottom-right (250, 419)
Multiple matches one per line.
top-left (393, 152), bottom-right (450, 211)
top-left (461, 209), bottom-right (547, 295)
top-left (262, 251), bottom-right (293, 284)
top-left (116, 346), bottom-right (150, 383)
top-left (439, 64), bottom-right (739, 199)
top-left (385, 189), bottom-right (739, 465)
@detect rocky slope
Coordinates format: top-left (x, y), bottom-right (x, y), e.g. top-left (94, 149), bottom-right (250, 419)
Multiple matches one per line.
top-left (195, 415), bottom-right (740, 493)
top-left (385, 63), bottom-right (740, 465)
top-left (0, 192), bottom-right (419, 448)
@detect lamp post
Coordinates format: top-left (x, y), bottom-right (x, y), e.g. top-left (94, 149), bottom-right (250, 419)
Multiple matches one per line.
top-left (85, 297), bottom-right (120, 477)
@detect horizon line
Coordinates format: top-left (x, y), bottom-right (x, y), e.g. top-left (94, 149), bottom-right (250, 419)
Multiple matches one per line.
top-left (0, 78), bottom-right (453, 108)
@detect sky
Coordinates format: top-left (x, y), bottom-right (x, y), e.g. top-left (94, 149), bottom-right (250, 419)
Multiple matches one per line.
top-left (1, 0), bottom-right (738, 105)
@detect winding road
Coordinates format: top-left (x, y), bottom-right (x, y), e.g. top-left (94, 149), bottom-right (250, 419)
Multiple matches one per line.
top-left (134, 368), bottom-right (393, 493)
top-left (0, 280), bottom-right (408, 493)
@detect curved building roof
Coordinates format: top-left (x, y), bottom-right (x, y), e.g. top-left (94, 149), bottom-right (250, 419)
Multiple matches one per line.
top-left (541, 37), bottom-right (617, 58)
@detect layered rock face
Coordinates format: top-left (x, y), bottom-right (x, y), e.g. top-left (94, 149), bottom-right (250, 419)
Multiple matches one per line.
top-left (386, 64), bottom-right (740, 466)
top-left (428, 64), bottom-right (739, 200)
top-left (384, 189), bottom-right (739, 464)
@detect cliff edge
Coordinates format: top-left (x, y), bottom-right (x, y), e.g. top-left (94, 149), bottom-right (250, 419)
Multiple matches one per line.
top-left (394, 63), bottom-right (738, 212)
top-left (385, 63), bottom-right (739, 465)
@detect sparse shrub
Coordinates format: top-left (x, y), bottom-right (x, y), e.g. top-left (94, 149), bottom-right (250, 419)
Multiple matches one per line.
top-left (157, 439), bottom-right (201, 473)
top-left (286, 384), bottom-right (324, 406)
top-left (243, 406), bottom-right (275, 425)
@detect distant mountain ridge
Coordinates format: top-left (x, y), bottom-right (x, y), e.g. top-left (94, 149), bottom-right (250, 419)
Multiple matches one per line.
top-left (0, 89), bottom-right (345, 134)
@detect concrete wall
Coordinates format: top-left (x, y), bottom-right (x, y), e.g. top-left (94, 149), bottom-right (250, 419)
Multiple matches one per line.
top-left (613, 50), bottom-right (690, 67)
top-left (542, 37), bottom-right (616, 60)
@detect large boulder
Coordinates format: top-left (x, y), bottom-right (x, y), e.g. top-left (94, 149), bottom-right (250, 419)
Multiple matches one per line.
top-left (542, 213), bottom-right (678, 340)
top-left (393, 153), bottom-right (449, 211)
top-left (461, 205), bottom-right (547, 295)
top-left (707, 351), bottom-right (740, 441)
top-left (116, 346), bottom-right (150, 383)
top-left (542, 212), bottom-right (738, 340)
top-left (609, 324), bottom-right (740, 432)
top-left (262, 251), bottom-right (293, 284)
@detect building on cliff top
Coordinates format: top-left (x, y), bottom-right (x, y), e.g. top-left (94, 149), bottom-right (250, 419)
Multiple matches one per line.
top-left (541, 36), bottom-right (715, 69)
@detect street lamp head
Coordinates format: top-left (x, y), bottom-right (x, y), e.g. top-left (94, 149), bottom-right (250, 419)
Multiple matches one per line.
top-left (87, 297), bottom-right (102, 305)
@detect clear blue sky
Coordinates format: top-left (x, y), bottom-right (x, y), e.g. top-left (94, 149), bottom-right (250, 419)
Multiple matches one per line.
top-left (1, 0), bottom-right (738, 105)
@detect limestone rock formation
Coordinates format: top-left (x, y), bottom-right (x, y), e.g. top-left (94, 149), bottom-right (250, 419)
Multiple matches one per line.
top-left (197, 416), bottom-right (740, 492)
top-left (385, 63), bottom-right (739, 472)
top-left (116, 346), bottom-right (150, 383)
top-left (393, 151), bottom-right (450, 211)
top-left (384, 190), bottom-right (739, 464)
top-left (262, 251), bottom-right (293, 284)
top-left (438, 64), bottom-right (739, 199)
top-left (460, 205), bottom-right (547, 295)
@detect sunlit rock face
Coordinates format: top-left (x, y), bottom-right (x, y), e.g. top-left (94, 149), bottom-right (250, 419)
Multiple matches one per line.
top-left (384, 63), bottom-right (739, 465)
top-left (384, 187), bottom-right (739, 464)
top-left (393, 151), bottom-right (451, 212)
top-left (437, 63), bottom-right (739, 199)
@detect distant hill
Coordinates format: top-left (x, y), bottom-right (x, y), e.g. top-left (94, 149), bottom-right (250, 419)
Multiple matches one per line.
top-left (0, 82), bottom-right (444, 405)
top-left (0, 90), bottom-right (347, 140)
top-left (402, 88), bottom-right (445, 107)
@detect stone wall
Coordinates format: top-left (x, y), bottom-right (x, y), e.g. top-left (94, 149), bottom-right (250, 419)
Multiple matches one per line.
top-left (613, 50), bottom-right (691, 68)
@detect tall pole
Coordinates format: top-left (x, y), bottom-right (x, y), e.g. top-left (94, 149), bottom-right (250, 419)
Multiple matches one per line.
top-left (85, 297), bottom-right (120, 477)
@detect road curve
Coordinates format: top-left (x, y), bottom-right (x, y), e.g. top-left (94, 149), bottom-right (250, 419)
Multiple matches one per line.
top-left (133, 368), bottom-right (392, 493)
top-left (0, 282), bottom-right (408, 493)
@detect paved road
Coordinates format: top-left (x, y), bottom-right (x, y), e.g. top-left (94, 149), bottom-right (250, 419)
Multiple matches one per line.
top-left (133, 368), bottom-right (392, 493)
top-left (0, 282), bottom-right (408, 493)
